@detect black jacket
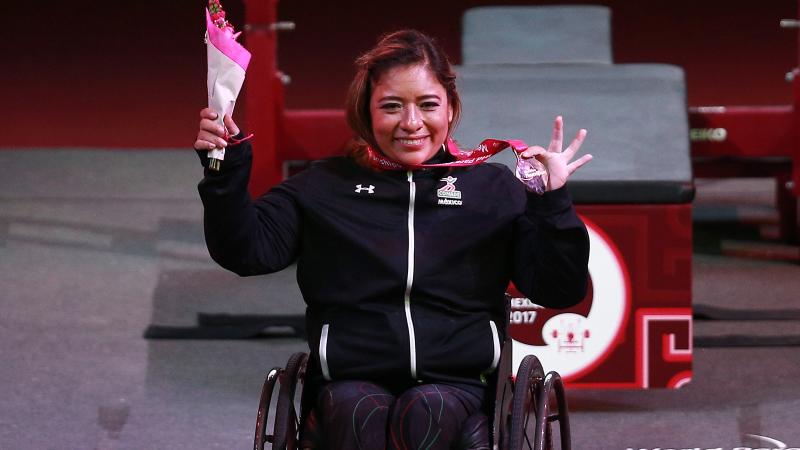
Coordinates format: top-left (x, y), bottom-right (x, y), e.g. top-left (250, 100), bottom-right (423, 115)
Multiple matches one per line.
top-left (197, 142), bottom-right (589, 387)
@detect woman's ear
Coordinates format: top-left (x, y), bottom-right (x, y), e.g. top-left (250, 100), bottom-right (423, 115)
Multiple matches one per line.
top-left (448, 103), bottom-right (454, 124)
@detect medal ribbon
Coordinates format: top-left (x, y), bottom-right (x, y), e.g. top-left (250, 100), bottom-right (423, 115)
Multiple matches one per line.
top-left (365, 137), bottom-right (548, 194)
top-left (365, 138), bottom-right (528, 171)
top-left (225, 130), bottom-right (254, 146)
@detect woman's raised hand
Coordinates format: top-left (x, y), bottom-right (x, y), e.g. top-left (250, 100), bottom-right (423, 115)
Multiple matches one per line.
top-left (518, 116), bottom-right (592, 191)
top-left (193, 108), bottom-right (240, 151)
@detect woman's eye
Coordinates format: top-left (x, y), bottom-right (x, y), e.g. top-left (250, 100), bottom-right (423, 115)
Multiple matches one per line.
top-left (381, 103), bottom-right (401, 112)
top-left (420, 102), bottom-right (439, 110)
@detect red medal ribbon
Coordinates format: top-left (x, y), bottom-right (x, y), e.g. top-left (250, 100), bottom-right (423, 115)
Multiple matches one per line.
top-left (365, 137), bottom-right (548, 194)
top-left (365, 138), bottom-right (529, 171)
top-left (224, 131), bottom-right (254, 146)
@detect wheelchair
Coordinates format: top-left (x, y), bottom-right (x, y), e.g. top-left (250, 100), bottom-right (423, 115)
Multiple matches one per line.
top-left (253, 338), bottom-right (571, 450)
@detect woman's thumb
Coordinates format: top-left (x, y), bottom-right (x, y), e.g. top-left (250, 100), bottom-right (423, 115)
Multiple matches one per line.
top-left (224, 114), bottom-right (240, 136)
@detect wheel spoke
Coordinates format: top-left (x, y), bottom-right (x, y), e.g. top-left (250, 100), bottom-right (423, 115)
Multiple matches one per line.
top-left (524, 428), bottom-right (534, 450)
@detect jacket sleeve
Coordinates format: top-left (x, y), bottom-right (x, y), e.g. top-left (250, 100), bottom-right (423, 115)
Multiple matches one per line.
top-left (196, 141), bottom-right (301, 276)
top-left (511, 185), bottom-right (590, 309)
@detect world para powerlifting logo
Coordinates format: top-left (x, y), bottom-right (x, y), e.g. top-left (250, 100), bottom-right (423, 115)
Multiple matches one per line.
top-left (626, 433), bottom-right (798, 450)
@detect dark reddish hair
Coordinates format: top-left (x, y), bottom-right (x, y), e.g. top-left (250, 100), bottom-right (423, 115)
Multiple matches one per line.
top-left (345, 29), bottom-right (461, 161)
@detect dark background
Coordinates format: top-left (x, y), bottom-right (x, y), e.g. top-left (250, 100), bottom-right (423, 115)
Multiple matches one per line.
top-left (4, 0), bottom-right (796, 148)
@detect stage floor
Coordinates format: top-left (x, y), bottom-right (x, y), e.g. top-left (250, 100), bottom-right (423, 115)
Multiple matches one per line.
top-left (1, 150), bottom-right (798, 449)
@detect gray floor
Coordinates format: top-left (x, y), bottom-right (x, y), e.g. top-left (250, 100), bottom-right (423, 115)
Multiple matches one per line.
top-left (1, 150), bottom-right (799, 449)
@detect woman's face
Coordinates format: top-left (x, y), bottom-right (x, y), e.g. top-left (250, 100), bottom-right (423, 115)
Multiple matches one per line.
top-left (370, 64), bottom-right (453, 166)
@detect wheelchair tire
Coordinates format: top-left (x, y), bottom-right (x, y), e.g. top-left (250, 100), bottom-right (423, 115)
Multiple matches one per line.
top-left (508, 355), bottom-right (545, 450)
top-left (492, 350), bottom-right (515, 449)
top-left (272, 352), bottom-right (308, 450)
top-left (253, 367), bottom-right (282, 450)
top-left (536, 372), bottom-right (571, 450)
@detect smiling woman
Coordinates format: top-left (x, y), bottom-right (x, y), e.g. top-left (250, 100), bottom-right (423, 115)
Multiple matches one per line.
top-left (345, 30), bottom-right (462, 168)
top-left (368, 64), bottom-right (453, 166)
top-left (193, 29), bottom-right (591, 450)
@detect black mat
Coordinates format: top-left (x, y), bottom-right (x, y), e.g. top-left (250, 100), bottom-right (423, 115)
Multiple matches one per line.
top-left (695, 335), bottom-right (800, 347)
top-left (144, 313), bottom-right (306, 339)
top-left (694, 304), bottom-right (800, 321)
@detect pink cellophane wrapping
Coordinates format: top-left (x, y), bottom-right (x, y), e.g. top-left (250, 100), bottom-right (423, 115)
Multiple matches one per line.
top-left (205, 8), bottom-right (251, 162)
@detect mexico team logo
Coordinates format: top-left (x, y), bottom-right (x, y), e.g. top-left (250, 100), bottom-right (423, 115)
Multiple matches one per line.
top-left (437, 176), bottom-right (463, 206)
top-left (509, 217), bottom-right (630, 378)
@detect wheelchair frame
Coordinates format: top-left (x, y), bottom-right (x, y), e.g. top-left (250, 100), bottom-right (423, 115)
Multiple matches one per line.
top-left (253, 341), bottom-right (571, 450)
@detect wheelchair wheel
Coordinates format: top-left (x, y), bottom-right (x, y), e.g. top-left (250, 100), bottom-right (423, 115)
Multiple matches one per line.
top-left (536, 371), bottom-right (571, 450)
top-left (254, 352), bottom-right (308, 450)
top-left (492, 345), bottom-right (515, 449)
top-left (507, 355), bottom-right (572, 450)
top-left (508, 355), bottom-right (545, 450)
top-left (253, 367), bottom-right (281, 450)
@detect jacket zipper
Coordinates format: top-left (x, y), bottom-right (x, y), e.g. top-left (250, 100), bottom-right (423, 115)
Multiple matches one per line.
top-left (319, 324), bottom-right (332, 381)
top-left (486, 320), bottom-right (501, 373)
top-left (405, 170), bottom-right (419, 380)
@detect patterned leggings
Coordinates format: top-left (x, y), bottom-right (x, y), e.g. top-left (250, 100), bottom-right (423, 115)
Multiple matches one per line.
top-left (304, 380), bottom-right (485, 450)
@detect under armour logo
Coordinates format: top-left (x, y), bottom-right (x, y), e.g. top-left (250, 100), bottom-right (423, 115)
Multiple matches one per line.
top-left (355, 184), bottom-right (375, 194)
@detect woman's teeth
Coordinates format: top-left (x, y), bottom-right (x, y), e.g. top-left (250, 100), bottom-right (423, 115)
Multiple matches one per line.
top-left (398, 138), bottom-right (425, 146)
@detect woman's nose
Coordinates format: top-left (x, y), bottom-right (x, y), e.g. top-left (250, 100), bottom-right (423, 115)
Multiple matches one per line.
top-left (400, 105), bottom-right (422, 131)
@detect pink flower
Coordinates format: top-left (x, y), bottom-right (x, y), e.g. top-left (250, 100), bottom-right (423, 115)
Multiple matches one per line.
top-left (209, 0), bottom-right (235, 33)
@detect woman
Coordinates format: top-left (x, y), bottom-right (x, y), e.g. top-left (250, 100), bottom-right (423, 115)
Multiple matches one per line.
top-left (194, 30), bottom-right (591, 450)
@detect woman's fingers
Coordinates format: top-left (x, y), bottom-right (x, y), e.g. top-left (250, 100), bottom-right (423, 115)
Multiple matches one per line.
top-left (562, 129), bottom-right (588, 160)
top-left (200, 118), bottom-right (225, 134)
top-left (567, 154), bottom-right (593, 175)
top-left (194, 130), bottom-right (228, 150)
top-left (548, 116), bottom-right (564, 153)
top-left (200, 109), bottom-right (238, 134)
top-left (520, 145), bottom-right (546, 159)
top-left (194, 108), bottom-right (225, 150)
top-left (194, 109), bottom-right (240, 150)
top-left (522, 116), bottom-right (591, 188)
top-left (194, 118), bottom-right (228, 150)
top-left (223, 114), bottom-right (240, 136)
top-left (193, 139), bottom-right (216, 151)
top-left (200, 108), bottom-right (218, 120)
top-left (200, 111), bottom-right (238, 137)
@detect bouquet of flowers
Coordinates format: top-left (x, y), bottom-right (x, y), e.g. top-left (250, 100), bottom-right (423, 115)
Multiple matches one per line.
top-left (205, 0), bottom-right (252, 170)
